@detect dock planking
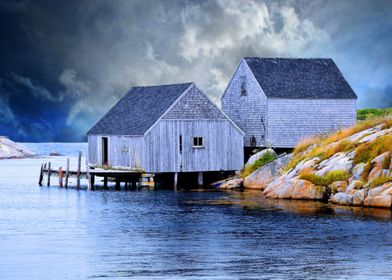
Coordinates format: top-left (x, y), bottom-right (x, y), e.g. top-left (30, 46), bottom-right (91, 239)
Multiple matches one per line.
top-left (38, 151), bottom-right (150, 190)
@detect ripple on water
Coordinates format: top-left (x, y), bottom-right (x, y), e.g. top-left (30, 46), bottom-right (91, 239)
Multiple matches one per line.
top-left (0, 156), bottom-right (392, 279)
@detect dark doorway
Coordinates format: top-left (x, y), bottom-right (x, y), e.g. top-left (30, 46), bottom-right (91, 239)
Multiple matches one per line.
top-left (102, 137), bottom-right (108, 165)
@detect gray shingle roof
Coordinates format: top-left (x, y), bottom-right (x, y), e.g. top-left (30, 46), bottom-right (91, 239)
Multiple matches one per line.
top-left (244, 57), bottom-right (357, 99)
top-left (88, 83), bottom-right (192, 135)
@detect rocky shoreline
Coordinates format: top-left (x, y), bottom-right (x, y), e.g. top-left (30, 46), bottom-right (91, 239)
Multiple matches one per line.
top-left (0, 136), bottom-right (35, 159)
top-left (213, 118), bottom-right (392, 209)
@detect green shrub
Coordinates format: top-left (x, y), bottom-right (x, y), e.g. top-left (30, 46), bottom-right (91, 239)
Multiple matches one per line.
top-left (299, 170), bottom-right (350, 186)
top-left (242, 151), bottom-right (277, 177)
top-left (357, 108), bottom-right (392, 120)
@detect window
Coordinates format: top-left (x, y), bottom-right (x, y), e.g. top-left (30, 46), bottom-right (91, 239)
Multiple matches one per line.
top-left (193, 137), bottom-right (203, 148)
top-left (240, 75), bottom-right (247, 96)
top-left (121, 138), bottom-right (128, 152)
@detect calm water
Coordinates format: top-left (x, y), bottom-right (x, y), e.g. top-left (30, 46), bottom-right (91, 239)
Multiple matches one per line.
top-left (1, 145), bottom-right (392, 279)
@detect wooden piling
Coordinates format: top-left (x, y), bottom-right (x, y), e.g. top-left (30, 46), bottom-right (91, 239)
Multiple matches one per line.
top-left (38, 164), bottom-right (44, 186)
top-left (115, 177), bottom-right (121, 190)
top-left (47, 162), bottom-right (51, 186)
top-left (65, 158), bottom-right (70, 188)
top-left (103, 176), bottom-right (108, 189)
top-left (174, 172), bottom-right (178, 190)
top-left (197, 172), bottom-right (203, 187)
top-left (86, 157), bottom-right (93, 191)
top-left (76, 151), bottom-right (81, 189)
top-left (58, 167), bottom-right (64, 187)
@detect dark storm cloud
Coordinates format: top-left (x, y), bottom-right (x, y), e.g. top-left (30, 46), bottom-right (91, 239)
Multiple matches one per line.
top-left (0, 0), bottom-right (391, 141)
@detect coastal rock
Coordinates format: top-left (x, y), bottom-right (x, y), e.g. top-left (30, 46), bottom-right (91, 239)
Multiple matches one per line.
top-left (245, 148), bottom-right (277, 167)
top-left (315, 152), bottom-right (353, 176)
top-left (359, 128), bottom-right (392, 143)
top-left (0, 136), bottom-right (34, 159)
top-left (346, 180), bottom-right (363, 194)
top-left (372, 152), bottom-right (390, 166)
top-left (329, 181), bottom-right (347, 194)
top-left (210, 177), bottom-right (243, 190)
top-left (364, 195), bottom-right (392, 208)
top-left (330, 192), bottom-right (353, 205)
top-left (352, 189), bottom-right (367, 206)
top-left (352, 163), bottom-right (366, 180)
top-left (243, 154), bottom-right (292, 189)
top-left (263, 178), bottom-right (328, 200)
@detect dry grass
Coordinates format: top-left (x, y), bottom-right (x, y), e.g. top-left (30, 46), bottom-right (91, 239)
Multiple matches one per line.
top-left (361, 162), bottom-right (372, 181)
top-left (382, 152), bottom-right (391, 169)
top-left (367, 176), bottom-right (392, 189)
top-left (285, 117), bottom-right (392, 172)
top-left (353, 134), bottom-right (392, 164)
top-left (381, 118), bottom-right (392, 130)
top-left (299, 169), bottom-right (350, 186)
top-left (293, 136), bottom-right (321, 154)
top-left (323, 140), bottom-right (355, 159)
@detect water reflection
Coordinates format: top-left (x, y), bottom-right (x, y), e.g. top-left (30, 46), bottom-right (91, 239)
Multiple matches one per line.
top-left (192, 189), bottom-right (392, 220)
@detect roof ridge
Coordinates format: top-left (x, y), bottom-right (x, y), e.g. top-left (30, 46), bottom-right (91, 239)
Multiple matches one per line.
top-left (244, 57), bottom-right (333, 60)
top-left (132, 82), bottom-right (193, 89)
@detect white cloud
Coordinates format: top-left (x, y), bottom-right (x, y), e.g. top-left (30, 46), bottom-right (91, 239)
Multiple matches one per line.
top-left (11, 72), bottom-right (58, 101)
top-left (59, 69), bottom-right (91, 98)
top-left (177, 1), bottom-right (330, 101)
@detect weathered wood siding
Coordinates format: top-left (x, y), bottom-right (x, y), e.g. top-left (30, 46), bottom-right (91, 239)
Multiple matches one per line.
top-left (88, 135), bottom-right (98, 164)
top-left (164, 85), bottom-right (227, 120)
top-left (143, 120), bottom-right (243, 172)
top-left (88, 135), bottom-right (144, 168)
top-left (221, 59), bottom-right (267, 147)
top-left (88, 84), bottom-right (244, 172)
top-left (267, 98), bottom-right (357, 148)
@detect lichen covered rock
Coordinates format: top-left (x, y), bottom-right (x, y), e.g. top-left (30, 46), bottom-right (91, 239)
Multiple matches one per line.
top-left (263, 178), bottom-right (328, 200)
top-left (243, 154), bottom-right (291, 189)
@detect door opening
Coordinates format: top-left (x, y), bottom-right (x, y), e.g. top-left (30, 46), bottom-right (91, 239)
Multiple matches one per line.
top-left (102, 137), bottom-right (108, 166)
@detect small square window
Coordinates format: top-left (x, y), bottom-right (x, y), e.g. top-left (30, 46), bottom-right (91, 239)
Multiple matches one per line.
top-left (193, 137), bottom-right (203, 148)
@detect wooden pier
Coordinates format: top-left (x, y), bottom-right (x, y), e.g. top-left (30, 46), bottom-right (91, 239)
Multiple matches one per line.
top-left (38, 151), bottom-right (154, 190)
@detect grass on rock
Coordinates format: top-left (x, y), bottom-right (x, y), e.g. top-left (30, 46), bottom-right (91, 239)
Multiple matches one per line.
top-left (286, 117), bottom-right (392, 172)
top-left (299, 170), bottom-right (351, 186)
top-left (242, 151), bottom-right (277, 177)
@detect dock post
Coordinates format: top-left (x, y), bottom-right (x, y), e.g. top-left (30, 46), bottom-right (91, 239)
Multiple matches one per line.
top-left (59, 167), bottom-right (64, 187)
top-left (47, 162), bottom-right (51, 186)
top-left (65, 158), bottom-right (70, 188)
top-left (132, 177), bottom-right (138, 190)
top-left (115, 177), bottom-right (121, 191)
top-left (86, 157), bottom-right (93, 191)
top-left (197, 172), bottom-right (203, 187)
top-left (38, 164), bottom-right (44, 186)
top-left (103, 176), bottom-right (108, 189)
top-left (174, 172), bottom-right (178, 191)
top-left (89, 175), bottom-right (95, 191)
top-left (76, 151), bottom-right (81, 189)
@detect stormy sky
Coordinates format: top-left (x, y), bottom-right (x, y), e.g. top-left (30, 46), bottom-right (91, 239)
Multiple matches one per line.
top-left (0, 0), bottom-right (391, 142)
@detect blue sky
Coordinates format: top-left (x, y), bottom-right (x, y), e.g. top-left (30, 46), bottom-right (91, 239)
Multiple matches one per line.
top-left (0, 0), bottom-right (391, 142)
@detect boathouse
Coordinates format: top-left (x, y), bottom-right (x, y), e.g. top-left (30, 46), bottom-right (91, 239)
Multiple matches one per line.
top-left (87, 82), bottom-right (244, 185)
top-left (221, 57), bottom-right (357, 150)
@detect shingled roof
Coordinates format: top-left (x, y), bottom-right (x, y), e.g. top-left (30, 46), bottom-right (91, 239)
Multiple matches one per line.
top-left (244, 57), bottom-right (357, 99)
top-left (88, 83), bottom-right (192, 135)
